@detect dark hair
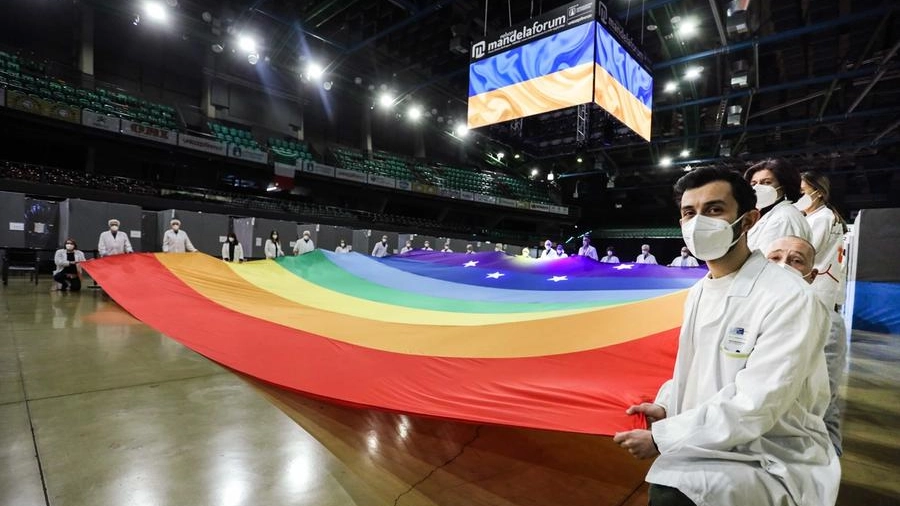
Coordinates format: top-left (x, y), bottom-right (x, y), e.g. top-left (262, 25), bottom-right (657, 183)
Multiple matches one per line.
top-left (674, 166), bottom-right (757, 216)
top-left (227, 232), bottom-right (239, 244)
top-left (64, 238), bottom-right (77, 248)
top-left (269, 230), bottom-right (280, 242)
top-left (744, 158), bottom-right (801, 203)
top-left (605, 246), bottom-right (615, 252)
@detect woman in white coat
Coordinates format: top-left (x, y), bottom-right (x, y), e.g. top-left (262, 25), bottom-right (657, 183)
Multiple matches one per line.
top-left (221, 232), bottom-right (244, 262)
top-left (53, 238), bottom-right (86, 291)
top-left (264, 230), bottom-right (284, 259)
top-left (798, 171), bottom-right (847, 309)
top-left (744, 158), bottom-right (811, 254)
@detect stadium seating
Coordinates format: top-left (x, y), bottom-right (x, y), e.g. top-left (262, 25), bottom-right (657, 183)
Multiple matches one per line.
top-left (207, 121), bottom-right (262, 150)
top-left (0, 50), bottom-right (177, 130)
top-left (268, 137), bottom-right (314, 165)
top-left (331, 146), bottom-right (415, 181)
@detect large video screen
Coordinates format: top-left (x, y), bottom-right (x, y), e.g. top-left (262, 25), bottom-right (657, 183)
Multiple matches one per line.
top-left (593, 21), bottom-right (653, 141)
top-left (467, 1), bottom-right (653, 141)
top-left (467, 21), bottom-right (595, 129)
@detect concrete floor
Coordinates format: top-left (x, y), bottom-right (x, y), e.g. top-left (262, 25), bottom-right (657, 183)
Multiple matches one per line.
top-left (1, 278), bottom-right (898, 506)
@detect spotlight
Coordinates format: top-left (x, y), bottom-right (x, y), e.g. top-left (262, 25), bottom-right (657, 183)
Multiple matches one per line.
top-left (133, 14), bottom-right (141, 26)
top-left (407, 105), bottom-right (422, 121)
top-left (664, 81), bottom-right (678, 93)
top-left (323, 81), bottom-right (333, 91)
top-left (211, 43), bottom-right (224, 53)
top-left (237, 35), bottom-right (256, 53)
top-left (576, 157), bottom-right (583, 163)
top-left (677, 17), bottom-right (699, 39)
top-left (684, 66), bottom-right (703, 80)
top-left (680, 149), bottom-right (691, 157)
top-left (247, 52), bottom-right (259, 65)
top-left (306, 62), bottom-right (324, 80)
top-left (378, 93), bottom-right (394, 108)
top-left (144, 1), bottom-right (167, 22)
top-left (547, 172), bottom-right (555, 181)
top-left (497, 152), bottom-right (505, 159)
top-left (530, 168), bottom-right (539, 177)
top-left (660, 156), bottom-right (673, 167)
top-left (513, 153), bottom-right (520, 159)
top-left (454, 124), bottom-right (468, 138)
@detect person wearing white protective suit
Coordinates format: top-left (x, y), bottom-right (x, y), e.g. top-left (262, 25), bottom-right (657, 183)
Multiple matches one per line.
top-left (293, 230), bottom-right (315, 255)
top-left (98, 219), bottom-right (133, 256)
top-left (744, 158), bottom-right (811, 255)
top-left (797, 171), bottom-right (848, 311)
top-left (767, 235), bottom-right (847, 457)
top-left (668, 246), bottom-right (699, 267)
top-left (635, 244), bottom-right (658, 264)
top-left (162, 219), bottom-right (197, 253)
top-left (371, 235), bottom-right (391, 257)
top-left (540, 239), bottom-right (558, 259)
top-left (577, 235), bottom-right (599, 261)
top-left (614, 167), bottom-right (839, 506)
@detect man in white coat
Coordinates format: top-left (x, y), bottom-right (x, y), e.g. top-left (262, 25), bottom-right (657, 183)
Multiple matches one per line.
top-left (371, 235), bottom-right (391, 257)
top-left (635, 244), bottom-right (657, 264)
top-left (614, 167), bottom-right (839, 506)
top-left (540, 239), bottom-right (558, 259)
top-left (767, 235), bottom-right (847, 457)
top-left (162, 219), bottom-right (197, 253)
top-left (668, 246), bottom-right (699, 267)
top-left (293, 230), bottom-right (315, 255)
top-left (98, 219), bottom-right (133, 256)
top-left (577, 236), bottom-right (599, 260)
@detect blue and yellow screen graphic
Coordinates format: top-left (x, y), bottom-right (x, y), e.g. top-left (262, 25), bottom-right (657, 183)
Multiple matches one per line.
top-left (467, 21), bottom-right (652, 142)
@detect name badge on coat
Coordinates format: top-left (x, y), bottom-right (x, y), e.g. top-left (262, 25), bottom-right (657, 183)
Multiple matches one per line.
top-left (721, 326), bottom-right (754, 358)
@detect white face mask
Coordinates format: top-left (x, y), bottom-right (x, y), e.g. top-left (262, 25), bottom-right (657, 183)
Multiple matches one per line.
top-left (65, 244), bottom-right (74, 250)
top-left (228, 237), bottom-right (235, 243)
top-left (681, 251), bottom-right (689, 257)
top-left (793, 193), bottom-right (813, 211)
top-left (777, 262), bottom-right (815, 281)
top-left (172, 225), bottom-right (180, 231)
top-left (607, 251), bottom-right (613, 256)
top-left (754, 184), bottom-right (780, 209)
top-left (110, 225), bottom-right (119, 232)
top-left (272, 235), bottom-right (278, 240)
top-left (681, 213), bottom-right (746, 261)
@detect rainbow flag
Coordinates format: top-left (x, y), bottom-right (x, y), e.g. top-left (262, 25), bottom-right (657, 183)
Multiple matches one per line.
top-left (84, 251), bottom-right (705, 434)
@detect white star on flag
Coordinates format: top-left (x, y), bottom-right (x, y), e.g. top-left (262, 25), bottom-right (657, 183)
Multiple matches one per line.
top-left (486, 272), bottom-right (505, 279)
top-left (613, 264), bottom-right (634, 270)
top-left (463, 260), bottom-right (479, 267)
top-left (548, 275), bottom-right (568, 282)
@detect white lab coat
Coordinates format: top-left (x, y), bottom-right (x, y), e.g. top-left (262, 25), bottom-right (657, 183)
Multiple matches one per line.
top-left (53, 249), bottom-right (86, 275)
top-left (334, 245), bottom-right (352, 253)
top-left (293, 237), bottom-right (315, 255)
top-left (441, 247), bottom-right (453, 253)
top-left (400, 246), bottom-right (413, 254)
top-left (98, 230), bottom-right (133, 256)
top-left (669, 255), bottom-right (699, 267)
top-left (264, 239), bottom-right (284, 259)
top-left (648, 251), bottom-right (839, 506)
top-left (421, 246), bottom-right (434, 251)
top-left (600, 254), bottom-right (620, 264)
top-left (540, 248), bottom-right (558, 259)
top-left (578, 245), bottom-right (599, 260)
top-left (824, 310), bottom-right (847, 457)
top-left (371, 241), bottom-right (390, 257)
top-left (747, 199), bottom-right (812, 255)
top-left (221, 242), bottom-right (244, 262)
top-left (635, 253), bottom-right (657, 264)
top-left (805, 205), bottom-right (846, 308)
top-left (162, 229), bottom-right (196, 253)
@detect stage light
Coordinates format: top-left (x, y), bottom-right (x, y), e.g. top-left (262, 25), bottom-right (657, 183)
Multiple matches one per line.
top-left (323, 81), bottom-right (333, 91)
top-left (684, 66), bottom-right (703, 80)
top-left (211, 43), bottom-right (224, 53)
top-left (664, 81), bottom-right (677, 93)
top-left (677, 17), bottom-right (699, 39)
top-left (144, 2), bottom-right (167, 22)
top-left (680, 149), bottom-right (691, 157)
top-left (513, 153), bottom-right (520, 159)
top-left (306, 62), bottom-right (324, 80)
top-left (407, 105), bottom-right (422, 121)
top-left (378, 93), bottom-right (394, 108)
top-left (454, 124), bottom-right (468, 138)
top-left (531, 168), bottom-right (539, 177)
top-left (237, 35), bottom-right (256, 53)
top-left (547, 172), bottom-right (555, 181)
top-left (497, 152), bottom-right (505, 159)
top-left (577, 157), bottom-right (583, 163)
top-left (660, 156), bottom-right (673, 167)
top-left (247, 53), bottom-right (259, 65)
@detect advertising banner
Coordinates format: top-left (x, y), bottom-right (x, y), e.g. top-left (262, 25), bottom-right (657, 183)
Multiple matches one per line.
top-left (273, 162), bottom-right (296, 178)
top-left (227, 144), bottom-right (268, 164)
top-left (304, 162), bottom-right (336, 178)
top-left (82, 109), bottom-right (121, 133)
top-left (549, 205), bottom-right (569, 215)
top-left (459, 191), bottom-right (475, 201)
top-left (334, 167), bottom-right (368, 183)
top-left (412, 182), bottom-right (439, 195)
top-left (396, 180), bottom-right (412, 191)
top-left (498, 197), bottom-right (518, 208)
top-left (5, 90), bottom-right (80, 124)
top-left (529, 202), bottom-right (551, 212)
top-left (474, 194), bottom-right (497, 204)
top-left (178, 133), bottom-right (227, 155)
top-left (121, 119), bottom-right (177, 145)
top-left (438, 188), bottom-right (461, 199)
top-left (368, 174), bottom-right (397, 188)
